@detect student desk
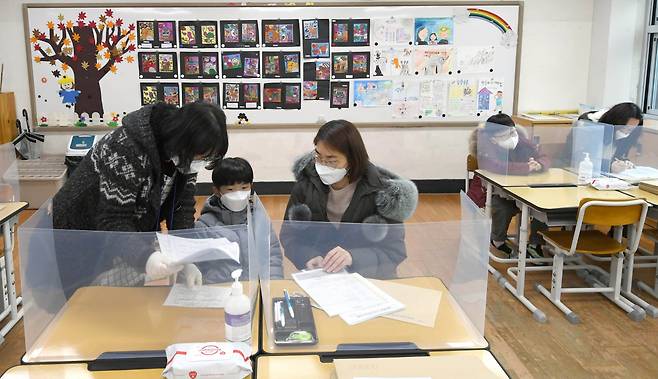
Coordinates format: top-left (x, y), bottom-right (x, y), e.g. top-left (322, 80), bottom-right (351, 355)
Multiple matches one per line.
top-left (23, 285), bottom-right (260, 365)
top-left (475, 168), bottom-right (580, 217)
top-left (261, 277), bottom-right (487, 355)
top-left (492, 186), bottom-right (635, 322)
top-left (0, 202), bottom-right (28, 339)
top-left (256, 350), bottom-right (508, 379)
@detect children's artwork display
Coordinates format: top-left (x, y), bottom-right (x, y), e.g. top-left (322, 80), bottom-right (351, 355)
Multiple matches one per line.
top-left (415, 18), bottom-right (453, 45)
top-left (353, 80), bottom-right (393, 107)
top-left (448, 79), bottom-right (478, 117)
top-left (303, 61), bottom-right (330, 100)
top-left (222, 83), bottom-right (261, 110)
top-left (263, 83), bottom-right (302, 109)
top-left (220, 20), bottom-right (259, 48)
top-left (138, 20), bottom-right (177, 48)
top-left (262, 52), bottom-right (300, 79)
top-left (179, 21), bottom-right (218, 48)
top-left (302, 19), bottom-right (330, 58)
top-left (331, 19), bottom-right (370, 47)
top-left (477, 78), bottom-right (504, 113)
top-left (414, 47), bottom-right (454, 76)
top-left (262, 19), bottom-right (301, 47)
top-left (27, 5), bottom-right (519, 126)
top-left (330, 81), bottom-right (350, 109)
top-left (372, 17), bottom-right (414, 46)
top-left (221, 51), bottom-right (260, 78)
top-left (179, 52), bottom-right (218, 79)
top-left (182, 83), bottom-right (219, 105)
top-left (456, 46), bottom-right (496, 74)
top-left (332, 52), bottom-right (370, 79)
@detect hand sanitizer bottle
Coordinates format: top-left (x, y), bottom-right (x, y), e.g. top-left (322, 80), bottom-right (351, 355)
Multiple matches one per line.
top-left (225, 269), bottom-right (251, 342)
top-left (578, 152), bottom-right (593, 185)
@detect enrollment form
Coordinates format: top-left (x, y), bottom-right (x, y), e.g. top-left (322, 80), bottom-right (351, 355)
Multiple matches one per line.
top-left (163, 284), bottom-right (231, 308)
top-left (156, 233), bottom-right (240, 265)
top-left (292, 269), bottom-right (404, 325)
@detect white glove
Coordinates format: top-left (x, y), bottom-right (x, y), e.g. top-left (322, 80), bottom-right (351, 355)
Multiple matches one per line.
top-left (145, 251), bottom-right (184, 281)
top-left (181, 264), bottom-right (203, 288)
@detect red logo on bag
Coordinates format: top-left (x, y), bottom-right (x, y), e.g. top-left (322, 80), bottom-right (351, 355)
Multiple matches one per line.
top-left (200, 344), bottom-right (219, 355)
top-left (188, 371), bottom-right (197, 379)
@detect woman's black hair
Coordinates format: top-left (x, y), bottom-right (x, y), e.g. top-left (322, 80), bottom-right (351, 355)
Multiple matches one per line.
top-left (598, 102), bottom-right (643, 126)
top-left (314, 120), bottom-right (369, 182)
top-left (212, 157), bottom-right (254, 187)
top-left (150, 101), bottom-right (228, 169)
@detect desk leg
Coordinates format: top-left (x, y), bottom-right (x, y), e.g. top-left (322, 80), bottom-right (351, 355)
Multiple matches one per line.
top-left (637, 240), bottom-right (658, 300)
top-left (484, 182), bottom-right (486, 218)
top-left (1, 217), bottom-right (23, 338)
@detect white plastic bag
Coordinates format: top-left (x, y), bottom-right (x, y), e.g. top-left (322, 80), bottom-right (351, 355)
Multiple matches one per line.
top-left (162, 342), bottom-right (252, 379)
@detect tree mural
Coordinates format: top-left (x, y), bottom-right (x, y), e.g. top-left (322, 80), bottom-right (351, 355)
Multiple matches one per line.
top-left (31, 9), bottom-right (136, 116)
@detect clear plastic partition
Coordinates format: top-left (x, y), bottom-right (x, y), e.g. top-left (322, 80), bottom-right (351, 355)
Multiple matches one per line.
top-left (476, 122), bottom-right (577, 187)
top-left (19, 199), bottom-right (260, 363)
top-left (0, 143), bottom-right (21, 202)
top-left (602, 124), bottom-right (658, 183)
top-left (261, 205), bottom-right (491, 354)
top-left (476, 122), bottom-right (578, 186)
top-left (568, 119), bottom-right (614, 178)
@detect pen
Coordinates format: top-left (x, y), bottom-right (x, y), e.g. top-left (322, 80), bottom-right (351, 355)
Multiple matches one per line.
top-left (274, 302), bottom-right (281, 325)
top-left (283, 289), bottom-right (295, 319)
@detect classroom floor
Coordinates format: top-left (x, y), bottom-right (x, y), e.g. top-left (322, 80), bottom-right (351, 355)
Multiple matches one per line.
top-left (1, 194), bottom-right (658, 378)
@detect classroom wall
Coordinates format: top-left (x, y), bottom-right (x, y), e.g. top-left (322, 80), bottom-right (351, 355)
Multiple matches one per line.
top-left (2, 0), bottom-right (641, 184)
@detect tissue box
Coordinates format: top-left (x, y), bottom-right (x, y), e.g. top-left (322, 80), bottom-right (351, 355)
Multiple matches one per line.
top-left (163, 342), bottom-right (252, 379)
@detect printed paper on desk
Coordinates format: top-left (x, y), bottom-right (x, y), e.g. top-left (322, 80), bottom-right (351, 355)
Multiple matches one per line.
top-left (336, 355), bottom-right (502, 379)
top-left (292, 269), bottom-right (404, 324)
top-left (608, 166), bottom-right (658, 183)
top-left (369, 279), bottom-right (441, 327)
top-left (157, 233), bottom-right (240, 265)
top-left (164, 283), bottom-right (232, 308)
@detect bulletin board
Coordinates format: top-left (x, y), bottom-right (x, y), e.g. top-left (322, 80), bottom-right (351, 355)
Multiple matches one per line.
top-left (24, 2), bottom-right (522, 128)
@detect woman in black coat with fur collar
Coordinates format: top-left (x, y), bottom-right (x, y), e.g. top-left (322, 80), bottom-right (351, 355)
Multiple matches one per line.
top-left (281, 120), bottom-right (418, 279)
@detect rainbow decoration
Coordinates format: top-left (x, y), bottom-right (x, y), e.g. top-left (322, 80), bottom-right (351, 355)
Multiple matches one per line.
top-left (467, 8), bottom-right (513, 33)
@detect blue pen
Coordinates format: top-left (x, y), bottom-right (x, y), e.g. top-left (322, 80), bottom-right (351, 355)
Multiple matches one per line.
top-left (283, 289), bottom-right (295, 318)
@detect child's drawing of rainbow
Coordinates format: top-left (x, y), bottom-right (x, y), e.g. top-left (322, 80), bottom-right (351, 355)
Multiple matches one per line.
top-left (467, 8), bottom-right (513, 33)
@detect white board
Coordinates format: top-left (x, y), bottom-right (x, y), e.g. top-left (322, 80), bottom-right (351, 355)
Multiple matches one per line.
top-left (25, 4), bottom-right (520, 127)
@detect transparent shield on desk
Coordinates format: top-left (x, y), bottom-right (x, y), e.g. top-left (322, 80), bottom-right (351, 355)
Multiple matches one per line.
top-left (18, 199), bottom-right (259, 363)
top-left (261, 207), bottom-right (491, 353)
top-left (569, 120), bottom-right (613, 179)
top-left (0, 143), bottom-right (20, 202)
top-left (601, 124), bottom-right (658, 184)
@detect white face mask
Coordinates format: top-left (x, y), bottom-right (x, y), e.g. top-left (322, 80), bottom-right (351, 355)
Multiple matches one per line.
top-left (615, 130), bottom-right (631, 141)
top-left (496, 133), bottom-right (519, 150)
top-left (220, 190), bottom-right (251, 212)
top-left (315, 162), bottom-right (348, 185)
top-left (170, 156), bottom-right (206, 174)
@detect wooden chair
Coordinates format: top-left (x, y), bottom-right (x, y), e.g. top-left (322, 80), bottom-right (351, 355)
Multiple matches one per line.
top-left (535, 198), bottom-right (649, 323)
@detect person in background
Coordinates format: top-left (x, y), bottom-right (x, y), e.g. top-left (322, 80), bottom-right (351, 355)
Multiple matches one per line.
top-left (558, 102), bottom-right (644, 174)
top-left (194, 157), bottom-right (283, 282)
top-left (281, 120), bottom-right (418, 279)
top-left (477, 113), bottom-right (549, 258)
top-left (51, 102), bottom-right (228, 295)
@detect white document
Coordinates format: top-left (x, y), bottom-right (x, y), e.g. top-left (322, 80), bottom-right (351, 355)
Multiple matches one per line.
top-left (292, 269), bottom-right (405, 325)
top-left (156, 233), bottom-right (240, 265)
top-left (163, 283), bottom-right (231, 308)
top-left (608, 166), bottom-right (658, 183)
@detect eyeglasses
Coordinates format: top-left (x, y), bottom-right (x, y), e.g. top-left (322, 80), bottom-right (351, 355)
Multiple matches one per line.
top-left (313, 153), bottom-right (340, 169)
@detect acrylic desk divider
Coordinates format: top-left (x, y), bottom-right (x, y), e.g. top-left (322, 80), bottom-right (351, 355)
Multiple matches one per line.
top-left (260, 194), bottom-right (491, 356)
top-left (19, 196), bottom-right (265, 369)
top-left (0, 142), bottom-right (21, 203)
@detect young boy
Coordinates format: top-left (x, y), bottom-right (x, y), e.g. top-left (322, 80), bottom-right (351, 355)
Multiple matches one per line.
top-left (479, 114), bottom-right (549, 258)
top-left (195, 157), bottom-right (283, 282)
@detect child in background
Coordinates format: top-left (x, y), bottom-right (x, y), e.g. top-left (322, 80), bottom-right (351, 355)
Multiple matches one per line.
top-left (478, 113), bottom-right (549, 258)
top-left (195, 158), bottom-right (283, 282)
